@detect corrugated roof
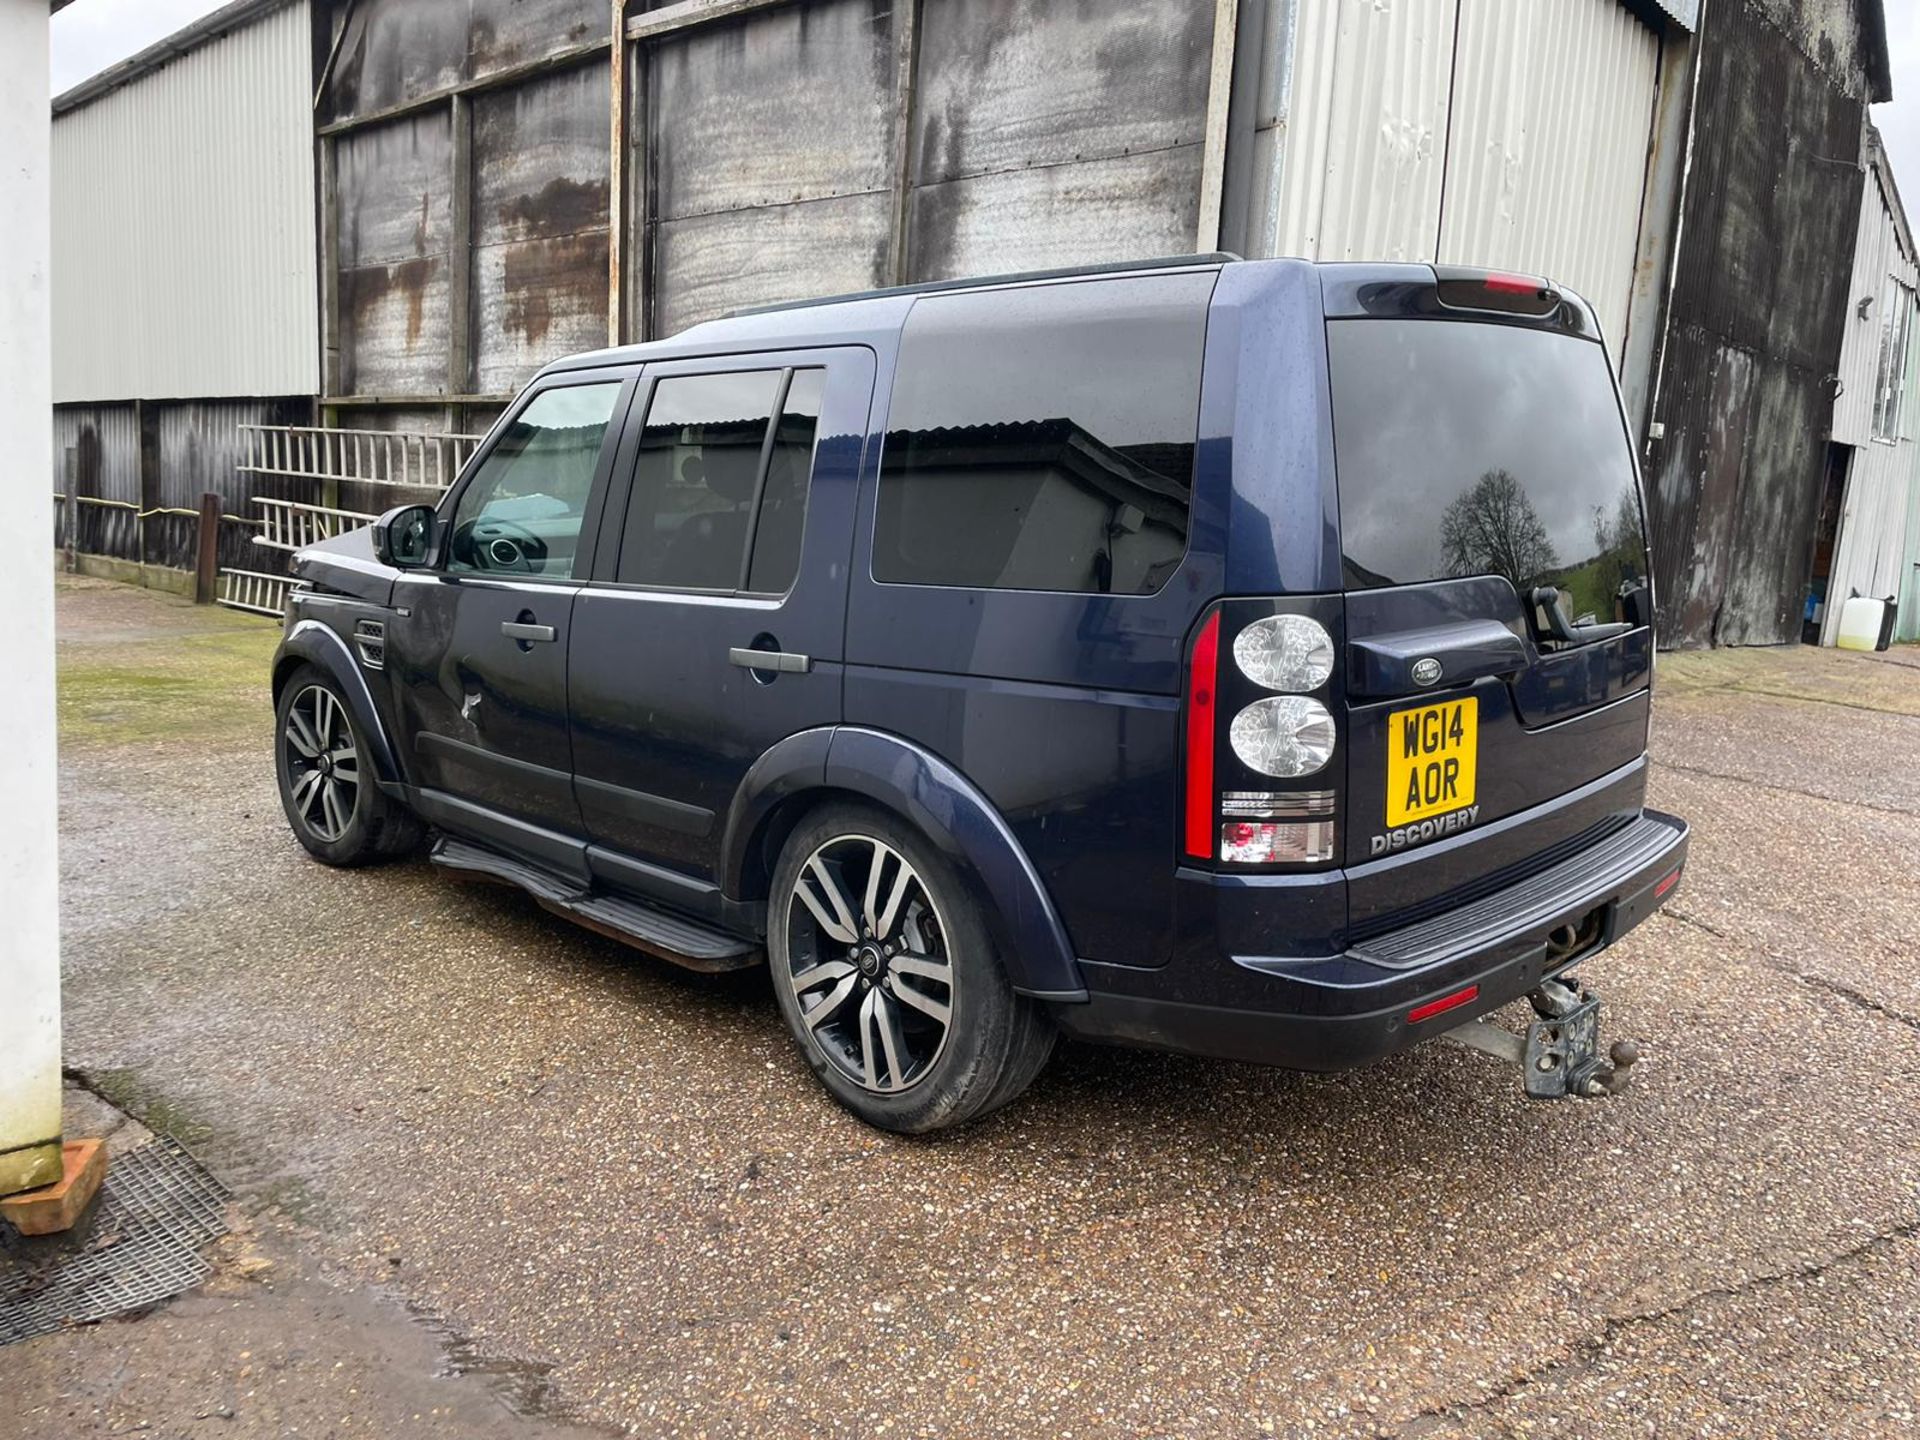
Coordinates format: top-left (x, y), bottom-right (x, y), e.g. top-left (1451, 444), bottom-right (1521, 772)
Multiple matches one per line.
top-left (51, 0), bottom-right (296, 116)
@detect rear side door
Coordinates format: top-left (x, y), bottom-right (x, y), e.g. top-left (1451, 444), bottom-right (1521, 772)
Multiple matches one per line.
top-left (387, 371), bottom-right (635, 846)
top-left (567, 347), bottom-right (874, 887)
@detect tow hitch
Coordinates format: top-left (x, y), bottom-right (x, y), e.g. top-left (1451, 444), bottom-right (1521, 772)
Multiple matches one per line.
top-left (1443, 976), bottom-right (1639, 1099)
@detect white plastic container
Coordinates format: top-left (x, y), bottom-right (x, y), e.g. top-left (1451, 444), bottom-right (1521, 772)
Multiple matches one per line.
top-left (1836, 595), bottom-right (1889, 652)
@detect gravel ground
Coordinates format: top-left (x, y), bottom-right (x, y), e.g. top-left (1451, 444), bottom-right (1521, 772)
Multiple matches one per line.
top-left (6, 577), bottom-right (1919, 1438)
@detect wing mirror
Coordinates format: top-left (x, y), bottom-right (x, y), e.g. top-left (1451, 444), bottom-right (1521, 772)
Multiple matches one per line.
top-left (372, 504), bottom-right (436, 568)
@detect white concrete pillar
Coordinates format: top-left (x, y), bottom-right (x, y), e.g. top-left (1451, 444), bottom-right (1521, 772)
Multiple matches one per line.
top-left (0, 0), bottom-right (64, 1198)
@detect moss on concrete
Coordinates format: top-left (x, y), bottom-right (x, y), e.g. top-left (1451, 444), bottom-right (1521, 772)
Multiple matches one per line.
top-left (57, 591), bottom-right (278, 750)
top-left (81, 1067), bottom-right (219, 1150)
top-left (1657, 643), bottom-right (1920, 716)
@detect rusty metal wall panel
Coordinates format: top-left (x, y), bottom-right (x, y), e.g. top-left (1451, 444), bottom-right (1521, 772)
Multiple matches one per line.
top-left (904, 0), bottom-right (1214, 280)
top-left (51, 1), bottom-right (316, 402)
top-left (911, 0), bottom-right (1212, 183)
top-left (907, 147), bottom-right (1205, 282)
top-left (336, 110), bottom-right (454, 396)
top-left (471, 62), bottom-right (611, 393)
top-left (1646, 0), bottom-right (1866, 647)
top-left (1264, 0), bottom-right (1455, 263)
top-left (654, 197), bottom-right (892, 338)
top-left (643, 0), bottom-right (894, 335)
top-left (321, 0), bottom-right (602, 122)
top-left (652, 3), bottom-right (893, 219)
top-left (1438, 0), bottom-right (1661, 356)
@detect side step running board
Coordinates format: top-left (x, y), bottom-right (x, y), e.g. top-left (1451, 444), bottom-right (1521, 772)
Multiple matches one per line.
top-left (430, 836), bottom-right (762, 973)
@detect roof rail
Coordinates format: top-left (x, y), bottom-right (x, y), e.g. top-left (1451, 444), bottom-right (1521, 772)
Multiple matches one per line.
top-left (725, 252), bottom-right (1244, 320)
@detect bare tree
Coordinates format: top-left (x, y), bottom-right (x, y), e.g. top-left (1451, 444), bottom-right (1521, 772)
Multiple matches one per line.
top-left (1441, 469), bottom-right (1558, 588)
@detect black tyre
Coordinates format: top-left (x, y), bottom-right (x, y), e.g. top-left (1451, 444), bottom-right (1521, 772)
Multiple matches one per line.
top-left (274, 665), bottom-right (422, 866)
top-left (769, 803), bottom-right (1055, 1132)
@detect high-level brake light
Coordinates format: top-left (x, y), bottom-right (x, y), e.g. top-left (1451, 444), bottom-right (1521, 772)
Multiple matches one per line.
top-left (1483, 272), bottom-right (1543, 294)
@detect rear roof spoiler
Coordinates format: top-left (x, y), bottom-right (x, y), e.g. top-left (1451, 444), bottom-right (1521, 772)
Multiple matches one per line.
top-left (1318, 263), bottom-right (1600, 342)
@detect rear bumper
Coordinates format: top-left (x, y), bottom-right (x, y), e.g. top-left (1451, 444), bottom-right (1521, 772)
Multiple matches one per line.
top-left (1055, 809), bottom-right (1689, 1071)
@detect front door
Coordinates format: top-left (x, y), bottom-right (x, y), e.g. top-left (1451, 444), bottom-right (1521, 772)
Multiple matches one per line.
top-left (567, 348), bottom-right (874, 885)
top-left (388, 372), bottom-right (634, 843)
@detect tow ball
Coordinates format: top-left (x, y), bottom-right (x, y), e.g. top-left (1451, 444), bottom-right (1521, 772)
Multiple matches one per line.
top-left (1443, 976), bottom-right (1639, 1099)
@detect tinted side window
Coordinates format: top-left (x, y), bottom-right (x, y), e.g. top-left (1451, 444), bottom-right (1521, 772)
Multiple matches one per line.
top-left (616, 371), bottom-right (782, 589)
top-left (746, 369), bottom-right (824, 594)
top-left (446, 382), bottom-right (622, 578)
top-left (874, 274), bottom-right (1211, 594)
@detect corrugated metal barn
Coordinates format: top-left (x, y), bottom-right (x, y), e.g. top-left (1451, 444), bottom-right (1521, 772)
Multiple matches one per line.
top-left (1821, 126), bottom-right (1920, 645)
top-left (48, 0), bottom-right (1900, 648)
top-left (50, 0), bottom-right (318, 584)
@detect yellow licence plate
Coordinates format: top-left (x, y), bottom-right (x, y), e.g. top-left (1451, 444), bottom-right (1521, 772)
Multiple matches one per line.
top-left (1386, 698), bottom-right (1479, 827)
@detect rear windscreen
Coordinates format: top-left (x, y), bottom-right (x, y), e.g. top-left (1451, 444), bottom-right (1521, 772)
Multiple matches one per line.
top-left (1329, 320), bottom-right (1648, 620)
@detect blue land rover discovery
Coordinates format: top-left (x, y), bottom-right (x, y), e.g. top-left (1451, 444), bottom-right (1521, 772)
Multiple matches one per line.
top-left (272, 255), bottom-right (1689, 1132)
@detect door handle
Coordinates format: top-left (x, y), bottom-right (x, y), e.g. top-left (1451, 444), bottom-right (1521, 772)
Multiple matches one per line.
top-left (502, 621), bottom-right (557, 643)
top-left (728, 646), bottom-right (811, 674)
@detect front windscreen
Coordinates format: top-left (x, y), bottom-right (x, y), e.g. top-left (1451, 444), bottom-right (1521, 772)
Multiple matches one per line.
top-left (1329, 319), bottom-right (1648, 621)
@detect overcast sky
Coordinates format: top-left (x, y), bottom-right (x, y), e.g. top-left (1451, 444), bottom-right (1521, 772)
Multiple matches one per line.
top-left (45, 0), bottom-right (1920, 207)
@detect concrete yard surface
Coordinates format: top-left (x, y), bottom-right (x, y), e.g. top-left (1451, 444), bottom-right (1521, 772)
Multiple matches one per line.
top-left (4, 575), bottom-right (1918, 1438)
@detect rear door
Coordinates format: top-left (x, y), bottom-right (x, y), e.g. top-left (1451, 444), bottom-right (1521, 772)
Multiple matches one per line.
top-left (1325, 276), bottom-right (1655, 930)
top-left (566, 347), bottom-right (873, 888)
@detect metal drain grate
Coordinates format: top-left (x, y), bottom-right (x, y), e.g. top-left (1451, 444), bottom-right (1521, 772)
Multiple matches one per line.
top-left (0, 1137), bottom-right (229, 1346)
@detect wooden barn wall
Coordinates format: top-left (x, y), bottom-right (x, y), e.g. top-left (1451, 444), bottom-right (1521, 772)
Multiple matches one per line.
top-left (1646, 0), bottom-right (1867, 647)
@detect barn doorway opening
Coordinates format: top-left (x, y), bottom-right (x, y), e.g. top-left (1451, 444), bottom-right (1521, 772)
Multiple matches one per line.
top-left (1802, 442), bottom-right (1852, 644)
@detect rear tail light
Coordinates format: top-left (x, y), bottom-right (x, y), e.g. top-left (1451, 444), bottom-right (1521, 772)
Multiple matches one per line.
top-left (1220, 821), bottom-right (1337, 865)
top-left (1229, 696), bottom-right (1336, 778)
top-left (1232, 614), bottom-right (1334, 691)
top-left (1220, 789), bottom-right (1336, 819)
top-left (1183, 611), bottom-right (1222, 859)
top-left (1186, 602), bottom-right (1341, 865)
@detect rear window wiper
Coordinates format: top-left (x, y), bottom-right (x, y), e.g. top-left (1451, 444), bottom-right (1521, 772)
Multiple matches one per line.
top-left (1528, 586), bottom-right (1632, 649)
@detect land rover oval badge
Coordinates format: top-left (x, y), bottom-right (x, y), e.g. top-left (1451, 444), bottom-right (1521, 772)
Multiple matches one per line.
top-left (1411, 657), bottom-right (1444, 687)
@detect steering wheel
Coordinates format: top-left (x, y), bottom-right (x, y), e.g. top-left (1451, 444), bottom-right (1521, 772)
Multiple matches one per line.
top-left (465, 518), bottom-right (549, 574)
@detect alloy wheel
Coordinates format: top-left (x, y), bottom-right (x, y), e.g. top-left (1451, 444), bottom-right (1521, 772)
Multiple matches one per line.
top-left (783, 835), bottom-right (956, 1093)
top-left (283, 685), bottom-right (361, 843)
